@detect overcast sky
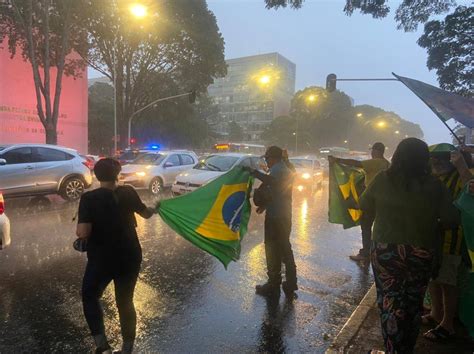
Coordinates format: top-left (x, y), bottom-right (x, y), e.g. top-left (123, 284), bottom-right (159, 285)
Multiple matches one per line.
top-left (89, 0), bottom-right (469, 144)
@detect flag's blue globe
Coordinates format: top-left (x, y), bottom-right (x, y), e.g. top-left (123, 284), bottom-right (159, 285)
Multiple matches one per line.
top-left (222, 191), bottom-right (246, 232)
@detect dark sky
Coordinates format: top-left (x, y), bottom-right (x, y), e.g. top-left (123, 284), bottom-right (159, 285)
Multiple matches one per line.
top-left (89, 0), bottom-right (467, 143)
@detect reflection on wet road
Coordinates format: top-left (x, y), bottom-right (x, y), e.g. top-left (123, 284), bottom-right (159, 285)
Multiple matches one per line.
top-left (0, 186), bottom-right (372, 352)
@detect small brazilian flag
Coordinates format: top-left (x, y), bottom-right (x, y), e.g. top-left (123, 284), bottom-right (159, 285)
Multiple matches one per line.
top-left (158, 167), bottom-right (253, 268)
top-left (328, 160), bottom-right (365, 229)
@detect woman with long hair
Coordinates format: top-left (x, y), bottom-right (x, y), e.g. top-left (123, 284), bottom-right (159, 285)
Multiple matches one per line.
top-left (360, 138), bottom-right (459, 353)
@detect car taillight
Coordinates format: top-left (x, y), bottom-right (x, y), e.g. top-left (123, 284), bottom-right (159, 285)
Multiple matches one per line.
top-left (0, 194), bottom-right (4, 215)
top-left (82, 160), bottom-right (94, 170)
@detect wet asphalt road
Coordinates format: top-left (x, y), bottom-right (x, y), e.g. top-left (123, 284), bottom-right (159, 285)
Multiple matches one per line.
top-left (0, 185), bottom-right (373, 353)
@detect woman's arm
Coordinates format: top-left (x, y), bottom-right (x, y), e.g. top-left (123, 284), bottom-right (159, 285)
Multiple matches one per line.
top-left (76, 223), bottom-right (92, 239)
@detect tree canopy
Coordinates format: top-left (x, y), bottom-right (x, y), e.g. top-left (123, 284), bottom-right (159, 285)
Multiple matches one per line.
top-left (264, 0), bottom-right (456, 32)
top-left (83, 0), bottom-right (226, 149)
top-left (262, 86), bottom-right (423, 153)
top-left (0, 0), bottom-right (88, 144)
top-left (418, 6), bottom-right (473, 97)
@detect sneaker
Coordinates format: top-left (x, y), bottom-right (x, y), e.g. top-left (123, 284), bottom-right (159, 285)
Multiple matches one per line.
top-left (282, 281), bottom-right (298, 299)
top-left (255, 282), bottom-right (280, 297)
top-left (349, 253), bottom-right (369, 261)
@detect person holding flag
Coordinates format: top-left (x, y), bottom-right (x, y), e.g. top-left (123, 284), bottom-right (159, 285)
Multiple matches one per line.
top-left (360, 138), bottom-right (459, 354)
top-left (246, 146), bottom-right (298, 299)
top-left (423, 144), bottom-right (473, 342)
top-left (76, 158), bottom-right (156, 354)
top-left (329, 142), bottom-right (390, 261)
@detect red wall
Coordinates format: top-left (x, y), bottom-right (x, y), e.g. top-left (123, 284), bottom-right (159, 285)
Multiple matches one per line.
top-left (0, 47), bottom-right (88, 153)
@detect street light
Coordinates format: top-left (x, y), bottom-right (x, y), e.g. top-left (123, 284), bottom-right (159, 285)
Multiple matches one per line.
top-left (259, 75), bottom-right (271, 85)
top-left (112, 2), bottom-right (149, 155)
top-left (395, 130), bottom-right (400, 134)
top-left (307, 94), bottom-right (317, 103)
top-left (356, 113), bottom-right (363, 118)
top-left (377, 121), bottom-right (387, 128)
top-left (129, 3), bottom-right (147, 18)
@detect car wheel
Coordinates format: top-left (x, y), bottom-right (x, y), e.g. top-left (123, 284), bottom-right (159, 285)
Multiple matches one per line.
top-left (60, 177), bottom-right (85, 201)
top-left (149, 177), bottom-right (163, 196)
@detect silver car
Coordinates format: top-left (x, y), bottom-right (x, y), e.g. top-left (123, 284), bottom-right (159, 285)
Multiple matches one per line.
top-left (120, 150), bottom-right (199, 195)
top-left (0, 144), bottom-right (93, 201)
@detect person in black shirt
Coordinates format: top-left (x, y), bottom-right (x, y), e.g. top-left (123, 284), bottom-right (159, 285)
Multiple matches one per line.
top-left (76, 158), bottom-right (155, 354)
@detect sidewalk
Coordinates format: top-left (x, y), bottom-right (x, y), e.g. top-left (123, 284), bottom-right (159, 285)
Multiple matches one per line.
top-left (326, 284), bottom-right (474, 353)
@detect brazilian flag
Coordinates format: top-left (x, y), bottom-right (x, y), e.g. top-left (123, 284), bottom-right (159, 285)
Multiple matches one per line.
top-left (328, 160), bottom-right (365, 229)
top-left (158, 167), bottom-right (253, 268)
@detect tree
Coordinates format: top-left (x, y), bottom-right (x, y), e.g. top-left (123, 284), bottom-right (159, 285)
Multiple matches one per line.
top-left (261, 115), bottom-right (297, 149)
top-left (0, 0), bottom-right (88, 144)
top-left (418, 6), bottom-right (473, 97)
top-left (88, 82), bottom-right (113, 154)
top-left (83, 0), bottom-right (226, 149)
top-left (228, 121), bottom-right (244, 142)
top-left (261, 87), bottom-right (424, 153)
top-left (264, 0), bottom-right (456, 32)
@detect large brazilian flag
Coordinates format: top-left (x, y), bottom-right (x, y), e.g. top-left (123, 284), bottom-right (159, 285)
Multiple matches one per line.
top-left (157, 167), bottom-right (253, 268)
top-left (328, 160), bottom-right (365, 229)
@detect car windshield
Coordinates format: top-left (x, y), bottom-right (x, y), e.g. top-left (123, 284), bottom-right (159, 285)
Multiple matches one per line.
top-left (194, 155), bottom-right (239, 171)
top-left (290, 159), bottom-right (313, 169)
top-left (119, 151), bottom-right (139, 160)
top-left (132, 153), bottom-right (166, 165)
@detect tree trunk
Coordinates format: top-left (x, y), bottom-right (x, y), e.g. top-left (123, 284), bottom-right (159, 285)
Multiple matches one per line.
top-left (45, 126), bottom-right (57, 145)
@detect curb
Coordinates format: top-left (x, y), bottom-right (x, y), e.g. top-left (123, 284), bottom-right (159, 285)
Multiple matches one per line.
top-left (326, 284), bottom-right (377, 354)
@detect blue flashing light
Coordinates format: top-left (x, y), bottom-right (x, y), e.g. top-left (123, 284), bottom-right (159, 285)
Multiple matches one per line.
top-left (149, 144), bottom-right (160, 150)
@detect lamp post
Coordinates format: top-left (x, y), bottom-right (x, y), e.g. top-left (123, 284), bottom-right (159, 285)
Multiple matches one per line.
top-left (111, 2), bottom-right (149, 155)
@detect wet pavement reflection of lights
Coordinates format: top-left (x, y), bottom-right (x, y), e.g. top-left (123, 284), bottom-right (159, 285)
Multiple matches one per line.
top-left (0, 187), bottom-right (373, 353)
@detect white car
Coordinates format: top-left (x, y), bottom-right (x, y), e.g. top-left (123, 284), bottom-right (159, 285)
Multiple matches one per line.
top-left (172, 153), bottom-right (264, 196)
top-left (290, 155), bottom-right (324, 193)
top-left (0, 193), bottom-right (11, 250)
top-left (120, 150), bottom-right (199, 195)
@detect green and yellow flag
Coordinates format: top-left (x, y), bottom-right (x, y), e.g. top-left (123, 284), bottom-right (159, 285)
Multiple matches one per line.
top-left (158, 167), bottom-right (253, 268)
top-left (328, 160), bottom-right (365, 229)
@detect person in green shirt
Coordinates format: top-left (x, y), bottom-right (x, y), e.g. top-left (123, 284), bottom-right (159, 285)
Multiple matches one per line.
top-left (331, 142), bottom-right (390, 261)
top-left (360, 138), bottom-right (459, 354)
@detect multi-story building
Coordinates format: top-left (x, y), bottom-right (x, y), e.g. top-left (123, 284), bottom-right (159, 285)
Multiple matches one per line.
top-left (208, 52), bottom-right (296, 142)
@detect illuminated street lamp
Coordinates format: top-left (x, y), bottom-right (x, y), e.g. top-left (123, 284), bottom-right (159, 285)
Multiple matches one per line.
top-left (376, 121), bottom-right (387, 128)
top-left (129, 3), bottom-right (148, 18)
top-left (395, 130), bottom-right (400, 134)
top-left (259, 75), bottom-right (271, 85)
top-left (307, 94), bottom-right (317, 103)
top-left (112, 2), bottom-right (149, 154)
top-left (356, 113), bottom-right (363, 118)
top-left (344, 140), bottom-right (348, 144)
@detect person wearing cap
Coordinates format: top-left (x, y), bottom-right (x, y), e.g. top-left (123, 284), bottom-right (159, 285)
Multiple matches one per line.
top-left (329, 142), bottom-right (390, 261)
top-left (247, 146), bottom-right (297, 298)
top-left (423, 144), bottom-right (473, 342)
top-left (76, 158), bottom-right (157, 354)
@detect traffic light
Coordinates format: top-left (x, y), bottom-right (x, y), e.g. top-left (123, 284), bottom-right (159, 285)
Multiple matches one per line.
top-left (129, 137), bottom-right (137, 145)
top-left (188, 90), bottom-right (196, 104)
top-left (326, 73), bottom-right (337, 92)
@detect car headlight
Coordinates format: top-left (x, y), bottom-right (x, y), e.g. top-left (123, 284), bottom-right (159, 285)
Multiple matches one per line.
top-left (302, 173), bottom-right (311, 179)
top-left (136, 171), bottom-right (146, 177)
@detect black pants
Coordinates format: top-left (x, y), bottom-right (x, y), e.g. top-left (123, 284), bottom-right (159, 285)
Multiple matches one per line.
top-left (264, 216), bottom-right (297, 287)
top-left (360, 211), bottom-right (375, 256)
top-left (82, 260), bottom-right (140, 342)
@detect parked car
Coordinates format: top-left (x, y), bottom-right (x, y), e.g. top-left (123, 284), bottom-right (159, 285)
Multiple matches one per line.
top-left (289, 155), bottom-right (324, 193)
top-left (0, 144), bottom-right (93, 201)
top-left (120, 150), bottom-right (199, 195)
top-left (172, 153), bottom-right (264, 196)
top-left (0, 193), bottom-right (11, 250)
